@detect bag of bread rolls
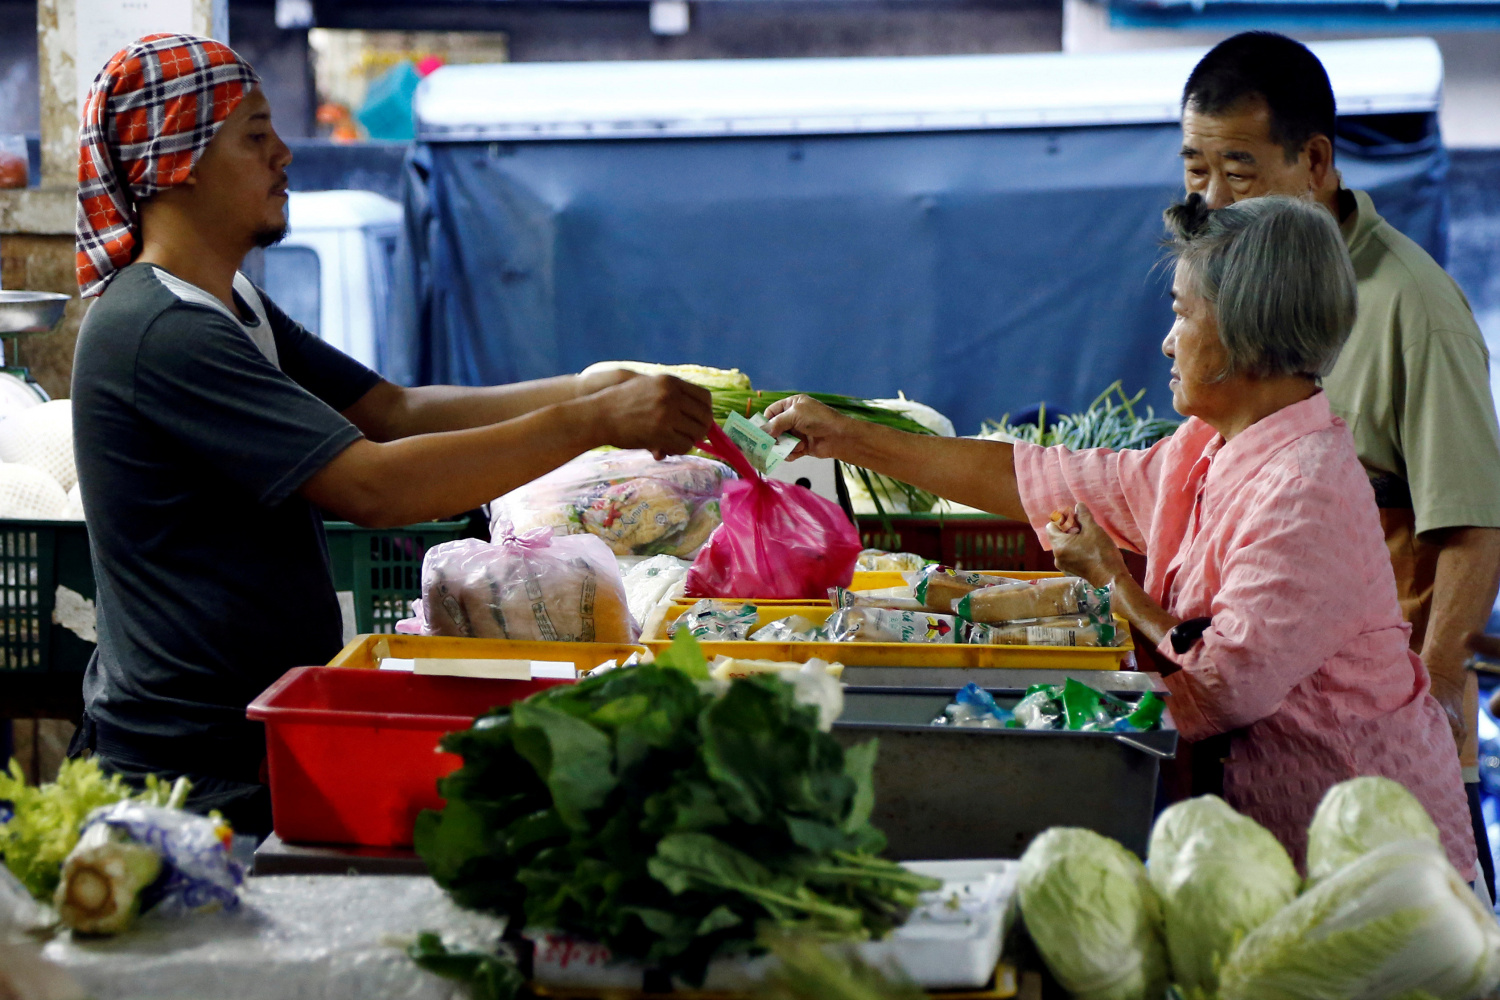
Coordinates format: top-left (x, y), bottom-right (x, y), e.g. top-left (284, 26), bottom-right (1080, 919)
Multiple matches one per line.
top-left (954, 577), bottom-right (1083, 624)
top-left (904, 565), bottom-right (1029, 612)
top-left (418, 529), bottom-right (638, 642)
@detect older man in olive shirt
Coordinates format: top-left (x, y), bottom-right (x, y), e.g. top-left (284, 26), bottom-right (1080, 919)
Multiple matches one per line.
top-left (1175, 32), bottom-right (1500, 895)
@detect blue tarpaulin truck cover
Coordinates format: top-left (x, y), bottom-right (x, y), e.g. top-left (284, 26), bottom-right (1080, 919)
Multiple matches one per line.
top-left (391, 38), bottom-right (1447, 433)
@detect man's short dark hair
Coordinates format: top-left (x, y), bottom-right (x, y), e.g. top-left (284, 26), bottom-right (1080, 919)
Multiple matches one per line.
top-left (1182, 32), bottom-right (1336, 163)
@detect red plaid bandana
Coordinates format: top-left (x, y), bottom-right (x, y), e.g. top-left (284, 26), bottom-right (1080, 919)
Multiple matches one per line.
top-left (76, 34), bottom-right (260, 298)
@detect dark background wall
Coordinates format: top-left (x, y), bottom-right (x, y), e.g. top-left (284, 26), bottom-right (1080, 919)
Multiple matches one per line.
top-left (310, 0), bottom-right (1062, 60)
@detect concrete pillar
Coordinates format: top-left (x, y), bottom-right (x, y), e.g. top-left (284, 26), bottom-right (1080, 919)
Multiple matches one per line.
top-left (0, 0), bottom-right (224, 401)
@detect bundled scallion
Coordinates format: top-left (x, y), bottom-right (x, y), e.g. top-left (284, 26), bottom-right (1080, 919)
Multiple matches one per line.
top-left (981, 382), bottom-right (1179, 451)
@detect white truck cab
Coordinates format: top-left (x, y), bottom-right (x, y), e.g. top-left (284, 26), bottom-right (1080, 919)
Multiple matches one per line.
top-left (259, 190), bottom-right (403, 372)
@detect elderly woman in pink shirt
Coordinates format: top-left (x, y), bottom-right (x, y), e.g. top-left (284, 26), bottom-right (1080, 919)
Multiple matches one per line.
top-left (765, 195), bottom-right (1475, 878)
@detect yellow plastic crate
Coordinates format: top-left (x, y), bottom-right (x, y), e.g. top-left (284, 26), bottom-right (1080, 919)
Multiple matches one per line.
top-left (326, 633), bottom-right (647, 671)
top-left (645, 603), bottom-right (1133, 671)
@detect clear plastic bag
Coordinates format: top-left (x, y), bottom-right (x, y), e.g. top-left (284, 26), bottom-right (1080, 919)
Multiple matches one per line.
top-left (489, 450), bottom-right (735, 558)
top-left (684, 423), bottom-right (861, 600)
top-left (825, 606), bottom-right (960, 644)
top-left (418, 527), bottom-right (637, 643)
top-left (667, 599), bottom-right (759, 641)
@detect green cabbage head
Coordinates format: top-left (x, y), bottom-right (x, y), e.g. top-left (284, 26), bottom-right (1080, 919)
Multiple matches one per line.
top-left (1219, 838), bottom-right (1500, 1000)
top-left (1146, 796), bottom-right (1299, 999)
top-left (1017, 827), bottom-right (1167, 1000)
top-left (1305, 776), bottom-right (1441, 884)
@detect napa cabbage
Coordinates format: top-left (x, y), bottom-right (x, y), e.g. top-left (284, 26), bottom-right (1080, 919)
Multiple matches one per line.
top-left (1016, 827), bottom-right (1168, 1000)
top-left (1146, 796), bottom-right (1299, 999)
top-left (1219, 838), bottom-right (1500, 1000)
top-left (1305, 775), bottom-right (1441, 884)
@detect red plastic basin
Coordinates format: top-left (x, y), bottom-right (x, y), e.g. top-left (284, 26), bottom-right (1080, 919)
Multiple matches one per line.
top-left (247, 666), bottom-right (571, 848)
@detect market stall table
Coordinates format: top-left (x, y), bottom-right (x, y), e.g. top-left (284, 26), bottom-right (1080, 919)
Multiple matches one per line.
top-left (39, 874), bottom-right (504, 1000)
top-left (251, 832), bottom-right (429, 877)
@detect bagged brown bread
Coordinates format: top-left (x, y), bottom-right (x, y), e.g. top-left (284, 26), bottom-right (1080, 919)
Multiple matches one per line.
top-left (955, 576), bottom-right (1083, 624)
top-left (905, 565), bottom-right (1029, 612)
top-left (415, 530), bottom-right (637, 643)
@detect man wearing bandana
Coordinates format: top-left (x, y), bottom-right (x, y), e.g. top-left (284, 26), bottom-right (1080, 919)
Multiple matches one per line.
top-left (68, 35), bottom-right (713, 834)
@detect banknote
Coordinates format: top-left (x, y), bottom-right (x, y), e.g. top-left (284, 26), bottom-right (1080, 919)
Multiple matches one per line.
top-left (724, 411), bottom-right (799, 475)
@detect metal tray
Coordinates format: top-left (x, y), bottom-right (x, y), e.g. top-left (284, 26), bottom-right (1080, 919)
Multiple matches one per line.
top-left (833, 684), bottom-right (1176, 860)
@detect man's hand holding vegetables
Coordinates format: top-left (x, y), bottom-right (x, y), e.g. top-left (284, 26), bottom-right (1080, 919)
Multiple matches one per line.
top-left (68, 34), bottom-right (711, 835)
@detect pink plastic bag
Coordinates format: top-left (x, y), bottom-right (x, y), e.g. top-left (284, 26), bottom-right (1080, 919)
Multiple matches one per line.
top-left (683, 423), bottom-right (861, 600)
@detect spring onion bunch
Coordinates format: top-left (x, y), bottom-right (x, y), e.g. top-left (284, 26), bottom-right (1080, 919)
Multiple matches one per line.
top-left (982, 382), bottom-right (1180, 451)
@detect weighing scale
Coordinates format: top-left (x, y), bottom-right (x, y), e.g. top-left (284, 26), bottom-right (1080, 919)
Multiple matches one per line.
top-left (0, 289), bottom-right (68, 404)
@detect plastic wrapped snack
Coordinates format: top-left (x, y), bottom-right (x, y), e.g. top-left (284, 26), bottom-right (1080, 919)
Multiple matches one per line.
top-left (829, 587), bottom-right (927, 612)
top-left (1006, 680), bottom-right (1165, 733)
top-left (418, 529), bottom-right (637, 642)
top-left (668, 599), bottom-right (760, 641)
top-left (54, 801), bottom-right (242, 935)
top-left (934, 683), bottom-right (1015, 728)
top-left (749, 615), bottom-right (827, 642)
top-left (825, 606), bottom-right (960, 643)
top-left (965, 613), bottom-right (1121, 647)
top-left (955, 577), bottom-right (1084, 624)
top-left (855, 549), bottom-right (928, 573)
top-left (489, 450), bottom-right (736, 558)
top-left (904, 565), bottom-right (1028, 612)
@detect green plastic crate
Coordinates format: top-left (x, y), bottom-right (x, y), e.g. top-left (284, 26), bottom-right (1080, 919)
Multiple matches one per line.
top-left (0, 519), bottom-right (472, 672)
top-left (0, 520), bottom-right (95, 674)
top-left (323, 520), bottom-right (471, 634)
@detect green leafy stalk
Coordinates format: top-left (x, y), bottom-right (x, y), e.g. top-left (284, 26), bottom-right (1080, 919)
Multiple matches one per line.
top-left (406, 933), bottom-right (527, 1000)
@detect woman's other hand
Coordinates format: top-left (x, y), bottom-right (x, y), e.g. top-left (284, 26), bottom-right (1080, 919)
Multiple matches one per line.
top-left (763, 395), bottom-right (856, 461)
top-left (1047, 503), bottom-right (1129, 588)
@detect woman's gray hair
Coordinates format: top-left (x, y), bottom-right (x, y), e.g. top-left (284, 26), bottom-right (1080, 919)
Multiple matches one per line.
top-left (1163, 194), bottom-right (1356, 380)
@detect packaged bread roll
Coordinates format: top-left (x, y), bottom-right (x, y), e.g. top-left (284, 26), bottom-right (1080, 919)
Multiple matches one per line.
top-left (825, 606), bottom-right (960, 643)
top-left (906, 565), bottom-right (1029, 612)
top-left (955, 577), bottom-right (1083, 624)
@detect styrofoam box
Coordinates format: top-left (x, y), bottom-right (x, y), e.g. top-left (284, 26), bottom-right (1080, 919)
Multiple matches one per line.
top-left (527, 858), bottom-right (1019, 991)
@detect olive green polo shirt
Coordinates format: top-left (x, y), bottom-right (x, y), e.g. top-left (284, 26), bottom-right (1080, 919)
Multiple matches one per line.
top-left (1323, 189), bottom-right (1500, 537)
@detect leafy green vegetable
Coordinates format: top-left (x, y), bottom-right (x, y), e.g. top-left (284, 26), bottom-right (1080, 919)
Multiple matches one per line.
top-left (758, 930), bottom-right (926, 1000)
top-left (1017, 826), bottom-right (1168, 1000)
top-left (0, 758), bottom-right (181, 901)
top-left (1218, 839), bottom-right (1500, 1000)
top-left (415, 635), bottom-right (935, 984)
top-left (1146, 796), bottom-right (1299, 999)
top-left (1304, 776), bottom-right (1442, 884)
top-left (407, 932), bottom-right (527, 1000)
top-left (982, 382), bottom-right (1180, 451)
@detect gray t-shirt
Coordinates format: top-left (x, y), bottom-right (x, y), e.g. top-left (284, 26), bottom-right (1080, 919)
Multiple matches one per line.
top-left (71, 263), bottom-right (381, 776)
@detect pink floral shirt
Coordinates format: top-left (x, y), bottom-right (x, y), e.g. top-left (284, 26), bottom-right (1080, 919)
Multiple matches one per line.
top-left (1015, 392), bottom-right (1475, 878)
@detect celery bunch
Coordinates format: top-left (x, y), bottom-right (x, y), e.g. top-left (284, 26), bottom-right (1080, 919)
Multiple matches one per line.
top-left (0, 758), bottom-right (181, 901)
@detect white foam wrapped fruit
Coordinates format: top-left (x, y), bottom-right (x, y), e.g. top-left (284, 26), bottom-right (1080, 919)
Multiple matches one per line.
top-left (60, 483), bottom-right (84, 521)
top-left (0, 398), bottom-right (74, 491)
top-left (0, 462), bottom-right (68, 518)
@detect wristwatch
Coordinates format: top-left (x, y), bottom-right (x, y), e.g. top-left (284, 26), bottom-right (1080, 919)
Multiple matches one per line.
top-left (1169, 617), bottom-right (1214, 655)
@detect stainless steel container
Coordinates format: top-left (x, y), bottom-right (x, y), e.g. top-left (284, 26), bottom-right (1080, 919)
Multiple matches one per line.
top-left (833, 683), bottom-right (1176, 861)
top-left (0, 290), bottom-right (69, 336)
